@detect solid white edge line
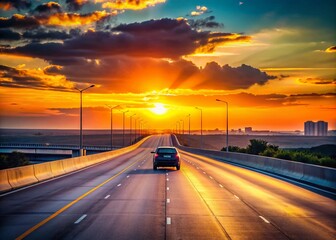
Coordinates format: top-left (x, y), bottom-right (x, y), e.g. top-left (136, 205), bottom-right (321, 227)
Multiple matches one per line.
top-left (74, 214), bottom-right (87, 224)
top-left (166, 217), bottom-right (171, 225)
top-left (259, 216), bottom-right (270, 224)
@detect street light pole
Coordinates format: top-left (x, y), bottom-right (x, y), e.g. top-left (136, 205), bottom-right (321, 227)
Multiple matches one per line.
top-left (106, 104), bottom-right (119, 150)
top-left (216, 99), bottom-right (229, 152)
top-left (195, 107), bottom-right (203, 149)
top-left (75, 84), bottom-right (95, 156)
top-left (180, 119), bottom-right (184, 135)
top-left (130, 113), bottom-right (136, 145)
top-left (186, 114), bottom-right (191, 136)
top-left (120, 110), bottom-right (129, 147)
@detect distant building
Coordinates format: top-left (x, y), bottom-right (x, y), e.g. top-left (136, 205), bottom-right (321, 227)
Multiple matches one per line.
top-left (304, 121), bottom-right (316, 136)
top-left (317, 121), bottom-right (328, 136)
top-left (304, 121), bottom-right (328, 136)
top-left (245, 127), bottom-right (252, 134)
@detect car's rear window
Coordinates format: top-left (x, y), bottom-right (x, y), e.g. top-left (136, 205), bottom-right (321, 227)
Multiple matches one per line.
top-left (157, 148), bottom-right (177, 154)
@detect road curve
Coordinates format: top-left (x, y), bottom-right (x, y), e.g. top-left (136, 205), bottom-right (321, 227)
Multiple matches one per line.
top-left (0, 135), bottom-right (335, 240)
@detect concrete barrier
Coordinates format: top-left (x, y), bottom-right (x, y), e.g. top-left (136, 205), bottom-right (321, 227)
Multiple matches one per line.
top-left (33, 162), bottom-right (53, 182)
top-left (0, 136), bottom-right (151, 193)
top-left (50, 160), bottom-right (65, 176)
top-left (172, 135), bottom-right (336, 191)
top-left (7, 165), bottom-right (38, 189)
top-left (0, 169), bottom-right (12, 192)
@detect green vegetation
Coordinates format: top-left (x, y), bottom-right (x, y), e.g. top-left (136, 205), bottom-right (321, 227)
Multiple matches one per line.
top-left (0, 152), bottom-right (30, 170)
top-left (223, 139), bottom-right (336, 168)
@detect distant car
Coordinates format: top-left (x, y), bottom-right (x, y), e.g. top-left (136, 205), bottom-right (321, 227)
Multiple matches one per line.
top-left (151, 146), bottom-right (180, 170)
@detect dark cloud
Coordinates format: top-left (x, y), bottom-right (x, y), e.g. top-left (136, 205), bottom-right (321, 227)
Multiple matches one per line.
top-left (289, 93), bottom-right (336, 97)
top-left (0, 65), bottom-right (74, 91)
top-left (0, 14), bottom-right (40, 29)
top-left (22, 28), bottom-right (75, 40)
top-left (40, 57), bottom-right (276, 93)
top-left (188, 16), bottom-right (223, 29)
top-left (195, 62), bottom-right (276, 89)
top-left (299, 77), bottom-right (336, 85)
top-left (66, 0), bottom-right (88, 11)
top-left (0, 0), bottom-right (31, 11)
top-left (4, 18), bottom-right (250, 60)
top-left (0, 29), bottom-right (21, 41)
top-left (32, 2), bottom-right (62, 16)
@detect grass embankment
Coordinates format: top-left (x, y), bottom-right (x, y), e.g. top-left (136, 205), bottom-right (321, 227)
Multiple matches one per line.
top-left (224, 139), bottom-right (336, 168)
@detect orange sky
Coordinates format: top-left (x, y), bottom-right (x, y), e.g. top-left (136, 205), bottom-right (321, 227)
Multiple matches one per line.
top-left (0, 0), bottom-right (335, 131)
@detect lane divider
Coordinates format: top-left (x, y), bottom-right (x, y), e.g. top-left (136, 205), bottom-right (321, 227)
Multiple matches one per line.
top-left (15, 159), bottom-right (140, 240)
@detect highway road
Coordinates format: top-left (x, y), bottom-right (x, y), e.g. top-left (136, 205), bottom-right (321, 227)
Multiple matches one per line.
top-left (0, 135), bottom-right (335, 239)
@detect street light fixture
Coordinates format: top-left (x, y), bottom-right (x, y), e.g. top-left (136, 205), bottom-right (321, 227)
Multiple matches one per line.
top-left (75, 84), bottom-right (95, 156)
top-left (216, 99), bottom-right (229, 152)
top-left (195, 107), bottom-right (203, 149)
top-left (106, 104), bottom-right (119, 150)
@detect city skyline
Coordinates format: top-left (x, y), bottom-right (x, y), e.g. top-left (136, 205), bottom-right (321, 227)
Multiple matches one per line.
top-left (0, 0), bottom-right (335, 131)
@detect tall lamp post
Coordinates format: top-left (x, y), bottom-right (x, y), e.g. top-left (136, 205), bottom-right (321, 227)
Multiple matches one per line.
top-left (216, 99), bottom-right (229, 152)
top-left (120, 110), bottom-right (129, 147)
top-left (130, 113), bottom-right (136, 145)
top-left (186, 114), bottom-right (191, 136)
top-left (195, 107), bottom-right (203, 149)
top-left (106, 104), bottom-right (119, 150)
top-left (75, 84), bottom-right (95, 156)
top-left (180, 119), bottom-right (184, 135)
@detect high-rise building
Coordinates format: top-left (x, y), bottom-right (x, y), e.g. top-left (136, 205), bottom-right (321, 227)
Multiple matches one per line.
top-left (304, 121), bottom-right (328, 136)
top-left (317, 121), bottom-right (328, 136)
top-left (304, 121), bottom-right (315, 136)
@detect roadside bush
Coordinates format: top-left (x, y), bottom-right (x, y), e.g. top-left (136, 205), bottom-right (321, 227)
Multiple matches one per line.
top-left (246, 139), bottom-right (268, 155)
top-left (0, 151), bottom-right (30, 170)
top-left (274, 150), bottom-right (292, 160)
top-left (260, 148), bottom-right (277, 157)
top-left (223, 139), bottom-right (335, 168)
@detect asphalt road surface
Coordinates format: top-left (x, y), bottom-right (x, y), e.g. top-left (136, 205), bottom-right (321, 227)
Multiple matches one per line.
top-left (0, 135), bottom-right (335, 239)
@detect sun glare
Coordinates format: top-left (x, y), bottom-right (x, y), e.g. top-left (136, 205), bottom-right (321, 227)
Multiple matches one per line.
top-left (150, 103), bottom-right (167, 115)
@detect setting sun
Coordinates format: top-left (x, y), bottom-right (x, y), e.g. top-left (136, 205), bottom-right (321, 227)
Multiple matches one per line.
top-left (150, 103), bottom-right (168, 115)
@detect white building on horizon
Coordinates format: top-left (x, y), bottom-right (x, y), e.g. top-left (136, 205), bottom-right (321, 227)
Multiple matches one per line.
top-left (304, 121), bottom-right (328, 136)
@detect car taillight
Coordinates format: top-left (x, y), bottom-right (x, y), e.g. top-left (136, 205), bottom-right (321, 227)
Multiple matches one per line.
top-left (154, 153), bottom-right (159, 159)
top-left (175, 154), bottom-right (180, 159)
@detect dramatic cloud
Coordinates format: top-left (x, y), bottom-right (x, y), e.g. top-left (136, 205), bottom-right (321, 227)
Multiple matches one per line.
top-left (0, 14), bottom-right (40, 29)
top-left (188, 16), bottom-right (223, 29)
top-left (22, 28), bottom-right (79, 40)
top-left (325, 46), bottom-right (336, 53)
top-left (190, 6), bottom-right (209, 16)
top-left (66, 0), bottom-right (88, 11)
top-left (0, 29), bottom-right (21, 41)
top-left (42, 57), bottom-right (276, 92)
top-left (0, 0), bottom-right (31, 11)
top-left (32, 2), bottom-right (62, 16)
top-left (100, 0), bottom-right (166, 10)
top-left (0, 65), bottom-right (74, 91)
top-left (4, 18), bottom-right (250, 60)
top-left (0, 10), bottom-right (114, 29)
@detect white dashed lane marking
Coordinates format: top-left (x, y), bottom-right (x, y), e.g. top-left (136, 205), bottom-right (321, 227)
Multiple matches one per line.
top-left (104, 195), bottom-right (110, 199)
top-left (259, 216), bottom-right (270, 224)
top-left (74, 214), bottom-right (87, 224)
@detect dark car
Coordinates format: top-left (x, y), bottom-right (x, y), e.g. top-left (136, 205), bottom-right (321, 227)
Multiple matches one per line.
top-left (151, 146), bottom-right (180, 170)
